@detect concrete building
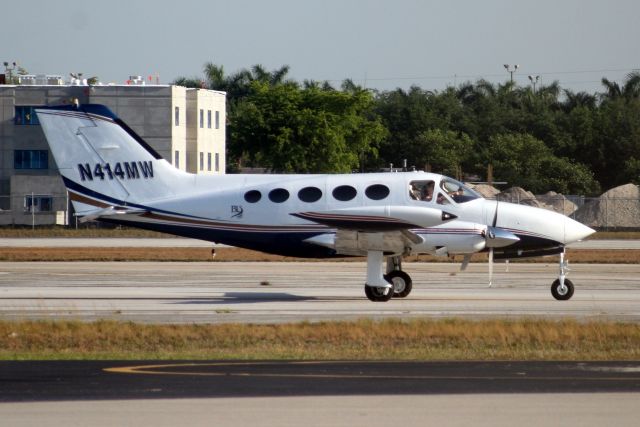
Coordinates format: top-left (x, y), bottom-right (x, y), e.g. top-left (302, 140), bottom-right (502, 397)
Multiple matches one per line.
top-left (0, 81), bottom-right (226, 225)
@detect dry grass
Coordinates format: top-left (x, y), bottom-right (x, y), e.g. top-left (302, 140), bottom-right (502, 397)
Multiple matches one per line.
top-left (1, 319), bottom-right (638, 361)
top-left (0, 247), bottom-right (637, 263)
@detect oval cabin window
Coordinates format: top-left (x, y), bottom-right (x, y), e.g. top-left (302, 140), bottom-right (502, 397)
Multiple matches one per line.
top-left (244, 190), bottom-right (262, 203)
top-left (298, 187), bottom-right (323, 203)
top-left (268, 188), bottom-right (290, 203)
top-left (365, 184), bottom-right (390, 200)
top-left (332, 185), bottom-right (357, 201)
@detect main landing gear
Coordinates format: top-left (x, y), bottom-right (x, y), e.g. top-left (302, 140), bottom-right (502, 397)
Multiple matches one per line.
top-left (364, 252), bottom-right (413, 302)
top-left (551, 250), bottom-right (574, 300)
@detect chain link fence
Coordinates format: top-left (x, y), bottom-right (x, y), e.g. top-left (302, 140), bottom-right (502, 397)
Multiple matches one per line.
top-left (491, 194), bottom-right (640, 231)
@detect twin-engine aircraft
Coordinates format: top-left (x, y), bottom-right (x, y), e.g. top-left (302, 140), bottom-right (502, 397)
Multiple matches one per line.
top-left (36, 104), bottom-right (595, 302)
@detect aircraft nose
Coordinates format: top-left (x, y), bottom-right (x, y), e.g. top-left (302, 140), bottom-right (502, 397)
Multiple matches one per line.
top-left (564, 216), bottom-right (595, 244)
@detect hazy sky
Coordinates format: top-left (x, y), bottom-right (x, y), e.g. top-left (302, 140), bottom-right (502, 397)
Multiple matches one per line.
top-left (3, 0), bottom-right (639, 93)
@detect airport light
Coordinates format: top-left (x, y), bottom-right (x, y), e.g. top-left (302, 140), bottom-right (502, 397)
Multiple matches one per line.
top-left (503, 64), bottom-right (519, 83)
top-left (3, 61), bottom-right (17, 84)
top-left (528, 75), bottom-right (540, 93)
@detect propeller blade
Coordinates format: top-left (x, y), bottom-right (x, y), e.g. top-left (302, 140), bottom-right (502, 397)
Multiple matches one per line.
top-left (460, 254), bottom-right (472, 271)
top-left (488, 248), bottom-right (494, 288)
top-left (492, 201), bottom-right (499, 227)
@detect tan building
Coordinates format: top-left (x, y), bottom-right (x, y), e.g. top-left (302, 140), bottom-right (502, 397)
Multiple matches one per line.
top-left (0, 82), bottom-right (226, 225)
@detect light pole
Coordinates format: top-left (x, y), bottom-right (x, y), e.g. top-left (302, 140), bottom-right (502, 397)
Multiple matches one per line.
top-left (3, 61), bottom-right (17, 84)
top-left (528, 75), bottom-right (540, 93)
top-left (503, 64), bottom-right (519, 83)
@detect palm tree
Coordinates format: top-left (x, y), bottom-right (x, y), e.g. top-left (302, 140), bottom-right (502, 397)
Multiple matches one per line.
top-left (600, 71), bottom-right (640, 101)
top-left (563, 89), bottom-right (597, 111)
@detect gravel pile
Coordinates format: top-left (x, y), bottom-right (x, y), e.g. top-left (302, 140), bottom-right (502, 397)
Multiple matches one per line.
top-left (537, 191), bottom-right (578, 216)
top-left (573, 184), bottom-right (640, 228)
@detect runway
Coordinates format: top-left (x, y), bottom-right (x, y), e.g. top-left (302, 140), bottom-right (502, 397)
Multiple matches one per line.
top-left (1, 360), bottom-right (639, 426)
top-left (0, 261), bottom-right (639, 323)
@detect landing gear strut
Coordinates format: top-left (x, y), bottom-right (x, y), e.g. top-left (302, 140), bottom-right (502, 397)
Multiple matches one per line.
top-left (551, 250), bottom-right (574, 300)
top-left (364, 251), bottom-right (394, 302)
top-left (363, 253), bottom-right (413, 302)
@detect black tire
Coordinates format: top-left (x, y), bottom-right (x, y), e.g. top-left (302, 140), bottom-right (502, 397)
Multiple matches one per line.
top-left (364, 283), bottom-right (394, 302)
top-left (551, 278), bottom-right (574, 300)
top-left (384, 271), bottom-right (413, 298)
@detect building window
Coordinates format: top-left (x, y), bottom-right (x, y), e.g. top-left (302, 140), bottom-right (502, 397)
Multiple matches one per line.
top-left (207, 153), bottom-right (212, 171)
top-left (199, 152), bottom-right (204, 171)
top-left (14, 106), bottom-right (41, 126)
top-left (215, 111), bottom-right (220, 129)
top-left (207, 110), bottom-right (212, 129)
top-left (199, 109), bottom-right (204, 128)
top-left (174, 106), bottom-right (180, 126)
top-left (215, 153), bottom-right (220, 172)
top-left (14, 150), bottom-right (48, 169)
top-left (24, 195), bottom-right (52, 212)
top-left (174, 150), bottom-right (180, 168)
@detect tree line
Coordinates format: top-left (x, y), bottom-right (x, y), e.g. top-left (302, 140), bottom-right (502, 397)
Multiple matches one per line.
top-left (175, 64), bottom-right (640, 195)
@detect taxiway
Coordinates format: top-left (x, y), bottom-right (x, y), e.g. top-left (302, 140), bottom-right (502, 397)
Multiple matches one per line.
top-left (0, 261), bottom-right (639, 323)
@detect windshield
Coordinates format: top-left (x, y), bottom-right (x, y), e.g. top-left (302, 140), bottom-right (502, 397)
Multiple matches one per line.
top-left (439, 178), bottom-right (482, 204)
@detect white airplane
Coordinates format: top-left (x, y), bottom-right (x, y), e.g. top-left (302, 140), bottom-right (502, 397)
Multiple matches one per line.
top-left (36, 104), bottom-right (595, 302)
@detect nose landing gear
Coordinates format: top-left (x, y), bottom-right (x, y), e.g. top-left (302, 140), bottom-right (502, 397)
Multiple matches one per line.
top-left (551, 250), bottom-right (574, 300)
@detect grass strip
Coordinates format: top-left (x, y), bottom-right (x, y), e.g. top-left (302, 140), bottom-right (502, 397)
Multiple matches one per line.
top-left (0, 247), bottom-right (636, 263)
top-left (1, 319), bottom-right (639, 361)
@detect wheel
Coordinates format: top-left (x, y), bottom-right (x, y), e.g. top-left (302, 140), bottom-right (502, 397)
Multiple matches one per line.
top-left (551, 278), bottom-right (574, 300)
top-left (364, 284), bottom-right (394, 302)
top-left (384, 270), bottom-right (413, 298)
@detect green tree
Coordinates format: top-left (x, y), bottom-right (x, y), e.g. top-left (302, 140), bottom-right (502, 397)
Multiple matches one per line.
top-left (415, 129), bottom-right (474, 179)
top-left (488, 133), bottom-right (598, 194)
top-left (230, 82), bottom-right (386, 173)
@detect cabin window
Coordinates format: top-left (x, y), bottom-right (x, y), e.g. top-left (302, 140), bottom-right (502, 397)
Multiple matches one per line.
top-left (332, 185), bottom-right (357, 201)
top-left (409, 180), bottom-right (435, 202)
top-left (268, 188), bottom-right (290, 203)
top-left (244, 190), bottom-right (262, 203)
top-left (365, 184), bottom-right (390, 200)
top-left (298, 187), bottom-right (323, 203)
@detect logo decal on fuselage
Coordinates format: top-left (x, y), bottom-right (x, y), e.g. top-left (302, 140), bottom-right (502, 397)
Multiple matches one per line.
top-left (231, 205), bottom-right (243, 219)
top-left (77, 161), bottom-right (154, 181)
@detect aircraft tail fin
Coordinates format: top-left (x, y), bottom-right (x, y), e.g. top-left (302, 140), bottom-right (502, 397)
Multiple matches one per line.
top-left (36, 104), bottom-right (191, 217)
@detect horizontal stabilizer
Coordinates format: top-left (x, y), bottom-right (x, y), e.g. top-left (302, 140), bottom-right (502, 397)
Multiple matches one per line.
top-left (79, 206), bottom-right (148, 223)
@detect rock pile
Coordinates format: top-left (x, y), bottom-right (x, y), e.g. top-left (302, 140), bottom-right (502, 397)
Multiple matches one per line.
top-left (573, 184), bottom-right (640, 229)
top-left (537, 191), bottom-right (578, 216)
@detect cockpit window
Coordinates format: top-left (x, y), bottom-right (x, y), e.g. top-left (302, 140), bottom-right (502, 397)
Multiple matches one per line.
top-left (439, 177), bottom-right (482, 204)
top-left (409, 180), bottom-right (435, 202)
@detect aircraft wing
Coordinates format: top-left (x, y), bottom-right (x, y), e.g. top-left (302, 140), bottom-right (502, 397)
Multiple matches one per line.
top-left (295, 206), bottom-right (455, 256)
top-left (291, 206), bottom-right (456, 231)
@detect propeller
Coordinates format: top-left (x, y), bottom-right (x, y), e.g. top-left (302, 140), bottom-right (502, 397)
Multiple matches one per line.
top-left (487, 201), bottom-right (498, 287)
